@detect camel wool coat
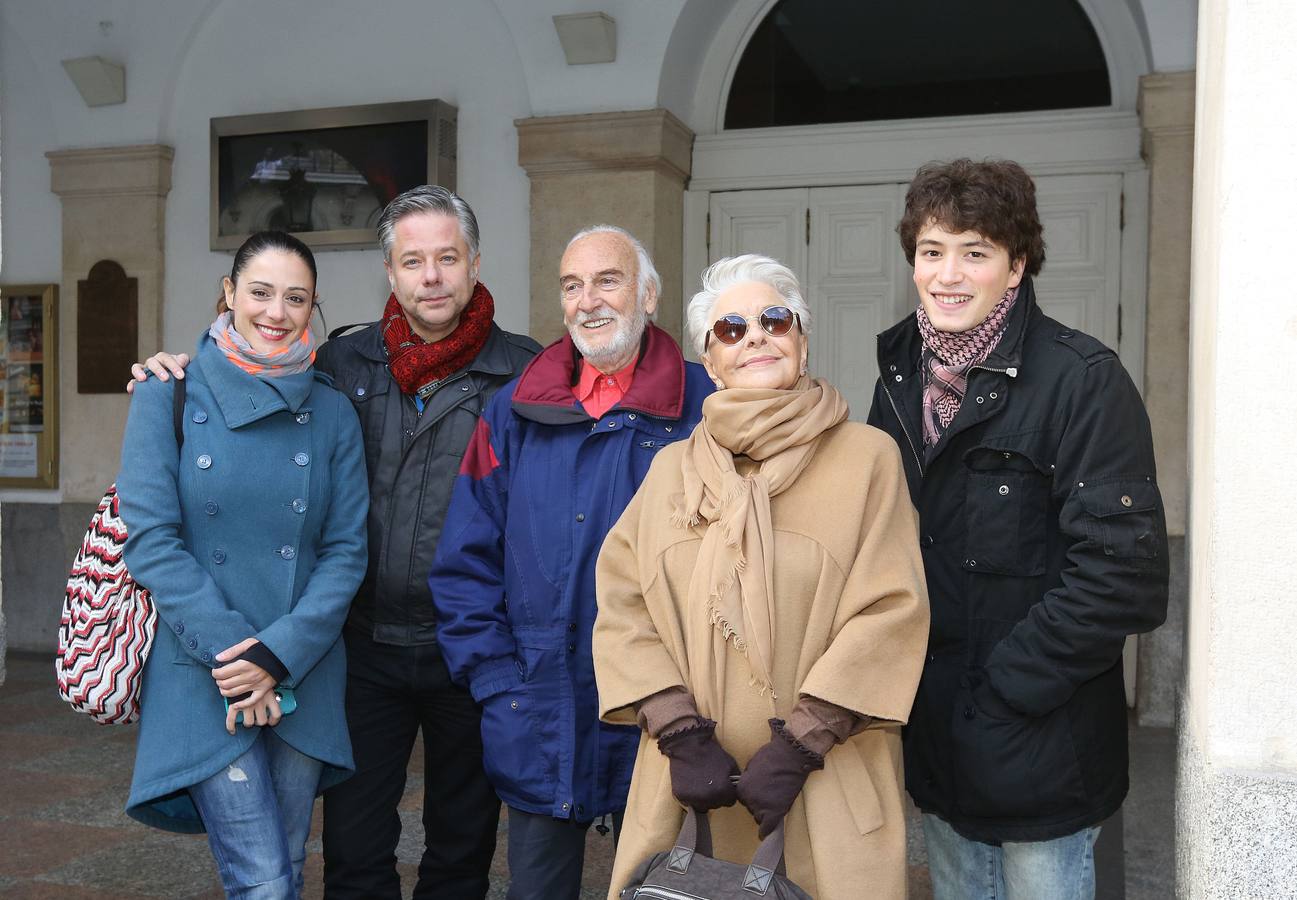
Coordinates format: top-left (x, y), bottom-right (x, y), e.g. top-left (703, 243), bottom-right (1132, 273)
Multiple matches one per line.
top-left (594, 420), bottom-right (929, 900)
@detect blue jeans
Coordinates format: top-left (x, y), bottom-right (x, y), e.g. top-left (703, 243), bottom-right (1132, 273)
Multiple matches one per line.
top-left (189, 730), bottom-right (324, 899)
top-left (923, 813), bottom-right (1100, 900)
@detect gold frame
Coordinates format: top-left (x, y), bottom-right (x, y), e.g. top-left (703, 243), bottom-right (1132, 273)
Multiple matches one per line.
top-left (0, 283), bottom-right (59, 489)
top-left (209, 99), bottom-right (458, 252)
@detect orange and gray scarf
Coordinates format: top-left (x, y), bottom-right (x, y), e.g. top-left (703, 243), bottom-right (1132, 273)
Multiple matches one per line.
top-left (208, 311), bottom-right (316, 377)
top-left (916, 287), bottom-right (1018, 447)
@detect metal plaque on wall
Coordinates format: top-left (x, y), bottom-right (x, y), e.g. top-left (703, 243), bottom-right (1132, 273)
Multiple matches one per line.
top-left (78, 260), bottom-right (138, 394)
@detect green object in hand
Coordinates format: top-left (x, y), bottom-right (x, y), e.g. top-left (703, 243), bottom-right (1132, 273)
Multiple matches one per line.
top-left (224, 687), bottom-right (297, 724)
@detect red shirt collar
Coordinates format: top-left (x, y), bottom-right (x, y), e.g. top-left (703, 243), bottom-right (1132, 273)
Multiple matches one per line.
top-left (574, 354), bottom-right (638, 418)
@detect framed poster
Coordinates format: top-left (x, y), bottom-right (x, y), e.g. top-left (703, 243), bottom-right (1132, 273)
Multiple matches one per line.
top-left (210, 99), bottom-right (458, 251)
top-left (0, 283), bottom-right (58, 488)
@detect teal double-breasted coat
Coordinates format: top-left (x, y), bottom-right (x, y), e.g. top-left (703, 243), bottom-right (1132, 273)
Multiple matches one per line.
top-left (117, 336), bottom-right (369, 833)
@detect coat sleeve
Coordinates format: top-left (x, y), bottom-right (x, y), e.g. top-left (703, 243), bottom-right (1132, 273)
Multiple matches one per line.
top-left (254, 394), bottom-right (369, 683)
top-left (985, 354), bottom-right (1169, 717)
top-left (428, 394), bottom-right (522, 702)
top-left (798, 434), bottom-right (930, 724)
top-left (593, 463), bottom-right (690, 726)
top-left (118, 378), bottom-right (257, 664)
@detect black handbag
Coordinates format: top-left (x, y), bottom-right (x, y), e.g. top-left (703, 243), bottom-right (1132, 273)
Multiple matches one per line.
top-left (619, 808), bottom-right (813, 899)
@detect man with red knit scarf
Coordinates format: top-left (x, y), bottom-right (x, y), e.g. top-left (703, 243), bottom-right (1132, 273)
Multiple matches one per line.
top-left (868, 160), bottom-right (1168, 900)
top-left (314, 187), bottom-right (539, 900)
top-left (131, 185), bottom-right (540, 900)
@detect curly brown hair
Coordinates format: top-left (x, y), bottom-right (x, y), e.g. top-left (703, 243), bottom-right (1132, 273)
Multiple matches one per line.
top-left (897, 159), bottom-right (1045, 277)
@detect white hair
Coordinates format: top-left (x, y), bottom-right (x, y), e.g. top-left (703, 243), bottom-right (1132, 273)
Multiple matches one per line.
top-left (686, 254), bottom-right (812, 357)
top-left (564, 224), bottom-right (662, 317)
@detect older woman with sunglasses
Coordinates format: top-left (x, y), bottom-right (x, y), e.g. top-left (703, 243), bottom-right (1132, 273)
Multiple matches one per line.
top-left (593, 254), bottom-right (930, 899)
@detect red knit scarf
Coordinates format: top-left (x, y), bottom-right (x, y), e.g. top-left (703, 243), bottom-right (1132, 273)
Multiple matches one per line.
top-left (381, 282), bottom-right (494, 396)
top-left (916, 286), bottom-right (1018, 446)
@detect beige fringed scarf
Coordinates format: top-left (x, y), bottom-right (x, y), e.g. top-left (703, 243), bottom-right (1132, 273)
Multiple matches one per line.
top-left (671, 376), bottom-right (849, 702)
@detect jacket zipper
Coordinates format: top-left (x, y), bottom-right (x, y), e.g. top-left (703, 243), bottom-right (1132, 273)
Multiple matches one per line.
top-left (881, 379), bottom-right (924, 476)
top-left (970, 364), bottom-right (1018, 378)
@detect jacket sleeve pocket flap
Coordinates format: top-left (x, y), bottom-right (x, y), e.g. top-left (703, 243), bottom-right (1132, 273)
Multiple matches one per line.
top-left (1077, 480), bottom-right (1159, 517)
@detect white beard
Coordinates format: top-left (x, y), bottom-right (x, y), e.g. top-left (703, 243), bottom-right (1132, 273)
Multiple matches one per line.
top-left (568, 300), bottom-right (649, 367)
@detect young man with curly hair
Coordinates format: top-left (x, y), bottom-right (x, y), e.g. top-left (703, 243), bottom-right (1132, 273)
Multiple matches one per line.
top-left (868, 159), bottom-right (1169, 899)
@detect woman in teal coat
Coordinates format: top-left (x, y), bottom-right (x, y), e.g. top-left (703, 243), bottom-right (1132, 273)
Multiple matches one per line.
top-left (116, 231), bottom-right (368, 898)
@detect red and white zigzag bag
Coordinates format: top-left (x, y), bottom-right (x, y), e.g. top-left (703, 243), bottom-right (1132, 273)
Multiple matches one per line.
top-left (56, 379), bottom-right (185, 725)
top-left (57, 487), bottom-right (160, 724)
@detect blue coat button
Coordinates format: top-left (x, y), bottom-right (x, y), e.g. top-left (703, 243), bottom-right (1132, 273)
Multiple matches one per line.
top-left (205, 500), bottom-right (219, 515)
top-left (296, 412), bottom-right (311, 424)
top-left (192, 410), bottom-right (208, 424)
top-left (212, 549), bottom-right (227, 564)
top-left (291, 498), bottom-right (307, 514)
top-left (196, 454), bottom-right (212, 469)
top-left (173, 622), bottom-right (184, 634)
top-left (280, 545), bottom-right (296, 560)
top-left (200, 651), bottom-right (213, 663)
top-left (186, 638), bottom-right (198, 649)
top-left (355, 387), bottom-right (366, 397)
top-left (294, 452), bottom-right (310, 467)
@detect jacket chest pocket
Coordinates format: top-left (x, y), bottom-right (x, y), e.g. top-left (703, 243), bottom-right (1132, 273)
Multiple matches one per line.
top-left (347, 378), bottom-right (390, 469)
top-left (962, 448), bottom-right (1050, 576)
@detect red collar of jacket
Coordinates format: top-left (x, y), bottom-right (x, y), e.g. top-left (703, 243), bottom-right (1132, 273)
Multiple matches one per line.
top-left (512, 323), bottom-right (686, 423)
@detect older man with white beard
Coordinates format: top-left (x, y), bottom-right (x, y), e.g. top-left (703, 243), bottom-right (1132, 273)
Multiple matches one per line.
top-left (429, 225), bottom-right (713, 899)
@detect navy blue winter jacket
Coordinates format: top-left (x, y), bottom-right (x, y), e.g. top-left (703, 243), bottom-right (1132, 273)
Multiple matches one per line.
top-left (429, 325), bottom-right (711, 820)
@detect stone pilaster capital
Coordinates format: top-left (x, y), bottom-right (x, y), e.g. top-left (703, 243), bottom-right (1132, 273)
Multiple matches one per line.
top-left (47, 144), bottom-right (175, 199)
top-left (1139, 71), bottom-right (1196, 138)
top-left (516, 108), bottom-right (693, 183)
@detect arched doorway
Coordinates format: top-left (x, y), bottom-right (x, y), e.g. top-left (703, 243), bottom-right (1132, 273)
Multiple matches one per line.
top-left (680, 0), bottom-right (1150, 429)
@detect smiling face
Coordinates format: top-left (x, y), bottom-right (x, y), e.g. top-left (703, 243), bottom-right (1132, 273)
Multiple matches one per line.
top-left (560, 232), bottom-right (658, 373)
top-left (384, 211), bottom-right (480, 343)
top-left (222, 249), bottom-right (316, 354)
top-left (913, 222), bottom-right (1024, 333)
top-left (701, 280), bottom-right (807, 391)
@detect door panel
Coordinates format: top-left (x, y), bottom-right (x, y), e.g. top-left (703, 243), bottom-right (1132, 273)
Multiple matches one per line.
top-left (708, 189), bottom-right (807, 278)
top-left (1032, 174), bottom-right (1123, 348)
top-left (807, 186), bottom-right (908, 421)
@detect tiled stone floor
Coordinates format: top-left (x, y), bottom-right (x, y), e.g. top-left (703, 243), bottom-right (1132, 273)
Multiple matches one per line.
top-left (1, 653), bottom-right (1171, 898)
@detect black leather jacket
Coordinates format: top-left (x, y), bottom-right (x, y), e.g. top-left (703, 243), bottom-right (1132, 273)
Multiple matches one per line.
top-left (868, 278), bottom-right (1168, 842)
top-left (316, 320), bottom-right (539, 645)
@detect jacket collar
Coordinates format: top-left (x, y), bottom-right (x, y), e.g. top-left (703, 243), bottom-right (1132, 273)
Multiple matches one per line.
top-left (351, 318), bottom-right (519, 378)
top-left (876, 276), bottom-right (1040, 376)
top-left (196, 335), bottom-right (315, 428)
top-left (512, 323), bottom-right (686, 423)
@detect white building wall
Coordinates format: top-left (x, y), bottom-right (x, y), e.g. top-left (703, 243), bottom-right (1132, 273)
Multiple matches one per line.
top-left (1178, 0), bottom-right (1297, 893)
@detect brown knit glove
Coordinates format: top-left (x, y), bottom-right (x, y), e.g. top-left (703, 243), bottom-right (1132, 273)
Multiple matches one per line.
top-left (735, 718), bottom-right (825, 837)
top-left (657, 718), bottom-right (741, 812)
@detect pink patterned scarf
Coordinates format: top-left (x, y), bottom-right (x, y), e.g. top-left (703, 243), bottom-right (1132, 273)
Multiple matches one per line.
top-left (916, 287), bottom-right (1018, 447)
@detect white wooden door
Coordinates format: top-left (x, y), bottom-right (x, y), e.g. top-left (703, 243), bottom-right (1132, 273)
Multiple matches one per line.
top-left (805, 185), bottom-right (909, 421)
top-left (1031, 174), bottom-right (1124, 349)
top-left (707, 175), bottom-right (1124, 421)
top-left (709, 186), bottom-right (908, 421)
top-left (708, 188), bottom-right (808, 280)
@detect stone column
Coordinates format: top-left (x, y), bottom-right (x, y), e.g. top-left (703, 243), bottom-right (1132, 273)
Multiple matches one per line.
top-left (1177, 1), bottom-right (1297, 893)
top-left (1135, 71), bottom-right (1194, 727)
top-left (516, 109), bottom-right (693, 345)
top-left (47, 145), bottom-right (173, 501)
